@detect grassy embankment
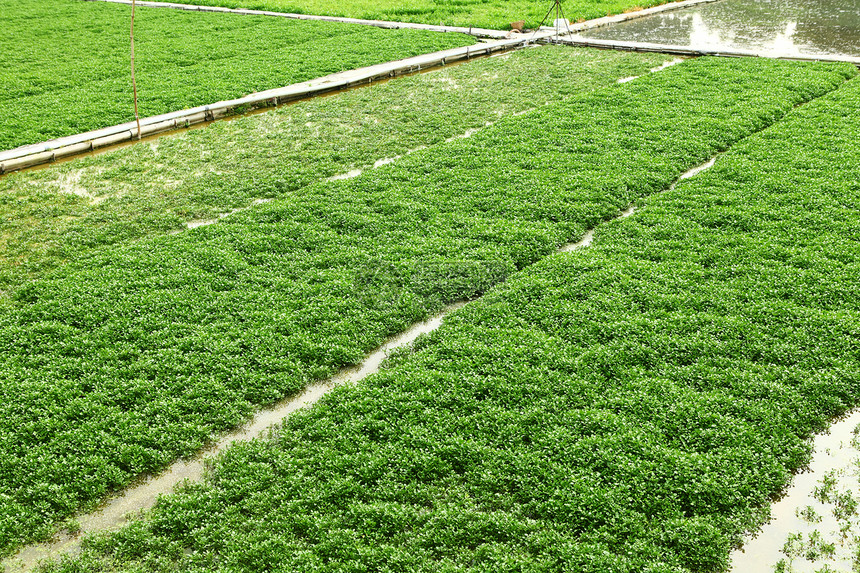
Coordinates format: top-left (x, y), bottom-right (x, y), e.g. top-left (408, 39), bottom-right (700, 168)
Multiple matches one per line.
top-left (0, 47), bottom-right (672, 292)
top-left (44, 69), bottom-right (860, 573)
top-left (0, 58), bottom-right (854, 557)
top-left (149, 0), bottom-right (676, 30)
top-left (0, 0), bottom-right (474, 150)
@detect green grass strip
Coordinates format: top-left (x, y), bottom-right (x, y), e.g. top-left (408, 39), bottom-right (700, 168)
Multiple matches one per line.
top-left (49, 73), bottom-right (860, 573)
top-left (0, 0), bottom-right (474, 150)
top-left (149, 0), bottom-right (675, 31)
top-left (0, 47), bottom-right (672, 292)
top-left (0, 58), bottom-right (854, 556)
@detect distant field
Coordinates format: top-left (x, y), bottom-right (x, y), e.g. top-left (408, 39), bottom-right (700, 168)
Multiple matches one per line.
top-left (0, 47), bottom-right (672, 293)
top-left (0, 0), bottom-right (474, 150)
top-left (148, 0), bottom-right (674, 30)
top-left (0, 58), bottom-right (853, 558)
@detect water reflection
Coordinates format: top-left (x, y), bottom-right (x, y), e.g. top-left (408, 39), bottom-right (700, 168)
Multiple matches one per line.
top-left (577, 0), bottom-right (860, 58)
top-left (730, 412), bottom-right (860, 572)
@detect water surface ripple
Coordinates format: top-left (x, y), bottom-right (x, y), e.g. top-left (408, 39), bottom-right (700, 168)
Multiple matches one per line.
top-left (578, 0), bottom-right (860, 58)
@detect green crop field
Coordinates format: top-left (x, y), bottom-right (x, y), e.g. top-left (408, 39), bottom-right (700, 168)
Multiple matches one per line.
top-left (151, 0), bottom-right (674, 30)
top-left (42, 72), bottom-right (860, 573)
top-left (0, 58), bottom-right (854, 558)
top-left (0, 0), bottom-right (474, 150)
top-left (0, 47), bottom-right (672, 294)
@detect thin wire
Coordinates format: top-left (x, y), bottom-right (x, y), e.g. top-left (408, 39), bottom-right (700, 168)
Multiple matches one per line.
top-left (131, 0), bottom-right (142, 140)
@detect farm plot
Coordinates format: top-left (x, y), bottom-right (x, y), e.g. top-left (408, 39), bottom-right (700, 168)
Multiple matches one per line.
top-left (0, 47), bottom-right (673, 293)
top-left (0, 0), bottom-right (475, 151)
top-left (0, 58), bottom-right (853, 557)
top-left (47, 73), bottom-right (860, 573)
top-left (149, 0), bottom-right (676, 30)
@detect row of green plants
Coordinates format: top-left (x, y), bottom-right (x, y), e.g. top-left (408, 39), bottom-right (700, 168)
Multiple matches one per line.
top-left (0, 58), bottom-right (854, 557)
top-left (0, 0), bottom-right (474, 150)
top-left (0, 47), bottom-right (672, 292)
top-left (150, 0), bottom-right (673, 30)
top-left (43, 70), bottom-right (860, 573)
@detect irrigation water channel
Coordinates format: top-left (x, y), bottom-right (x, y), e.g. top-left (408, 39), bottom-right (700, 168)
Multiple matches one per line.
top-left (4, 155), bottom-right (715, 572)
top-left (729, 411), bottom-right (860, 572)
top-left (576, 0), bottom-right (860, 59)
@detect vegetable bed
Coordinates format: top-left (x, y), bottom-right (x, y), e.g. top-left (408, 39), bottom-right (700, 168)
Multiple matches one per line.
top-left (48, 72), bottom-right (860, 573)
top-left (0, 47), bottom-right (672, 292)
top-left (149, 0), bottom-right (676, 31)
top-left (0, 58), bottom-right (853, 557)
top-left (0, 0), bottom-right (474, 150)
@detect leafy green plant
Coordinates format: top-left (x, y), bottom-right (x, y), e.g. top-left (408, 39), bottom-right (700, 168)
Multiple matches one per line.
top-left (38, 65), bottom-right (860, 573)
top-left (149, 0), bottom-right (678, 30)
top-left (0, 58), bottom-right (856, 560)
top-left (815, 472), bottom-right (840, 504)
top-left (798, 505), bottom-right (823, 524)
top-left (0, 46), bottom-right (671, 292)
top-left (0, 0), bottom-right (474, 150)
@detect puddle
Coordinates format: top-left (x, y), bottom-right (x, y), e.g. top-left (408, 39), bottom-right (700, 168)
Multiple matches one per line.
top-left (1, 302), bottom-right (466, 572)
top-left (619, 57), bottom-right (685, 84)
top-left (181, 199), bottom-right (273, 231)
top-left (558, 205), bottom-right (637, 251)
top-left (650, 57), bottom-right (686, 71)
top-left (672, 156), bottom-right (716, 187)
top-left (326, 168), bottom-right (363, 181)
top-left (373, 156), bottom-right (400, 168)
top-left (731, 411), bottom-right (860, 572)
top-left (445, 124), bottom-right (490, 142)
top-left (576, 0), bottom-right (860, 58)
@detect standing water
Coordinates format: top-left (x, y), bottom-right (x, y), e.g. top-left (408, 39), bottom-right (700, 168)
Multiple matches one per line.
top-left (575, 0), bottom-right (860, 59)
top-left (731, 411), bottom-right (860, 572)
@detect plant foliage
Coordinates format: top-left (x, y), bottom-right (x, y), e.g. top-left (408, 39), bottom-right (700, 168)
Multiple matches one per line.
top-left (150, 0), bottom-right (677, 31)
top-left (0, 0), bottom-right (474, 150)
top-left (48, 71), bottom-right (860, 573)
top-left (0, 47), bottom-right (670, 292)
top-left (0, 58), bottom-right (854, 558)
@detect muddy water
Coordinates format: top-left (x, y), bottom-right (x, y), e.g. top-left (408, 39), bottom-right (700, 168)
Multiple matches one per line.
top-left (617, 57), bottom-right (685, 83)
top-left (577, 0), bottom-right (860, 58)
top-left (731, 411), bottom-right (860, 572)
top-left (1, 304), bottom-right (464, 572)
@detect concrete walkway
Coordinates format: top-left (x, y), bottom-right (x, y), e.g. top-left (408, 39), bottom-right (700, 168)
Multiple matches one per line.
top-left (0, 34), bottom-right (552, 174)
